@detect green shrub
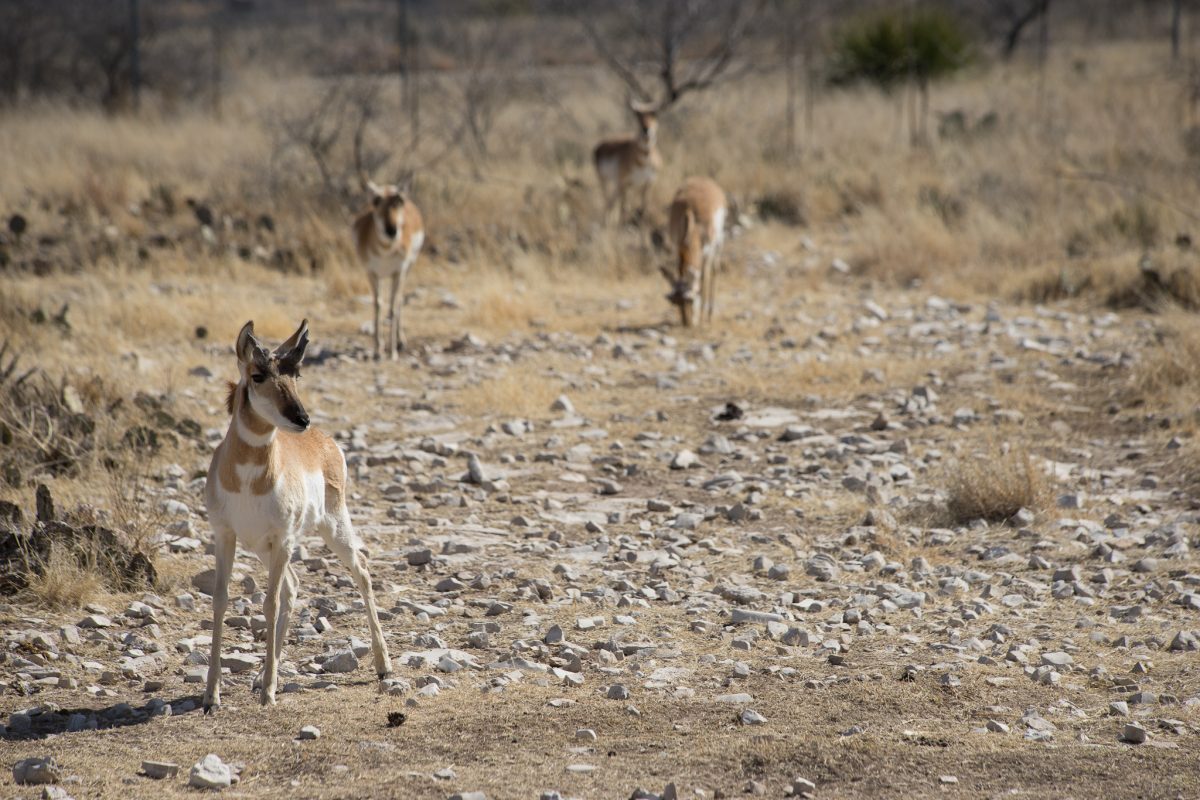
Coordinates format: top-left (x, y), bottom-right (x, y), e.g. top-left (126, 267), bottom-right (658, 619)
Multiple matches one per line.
top-left (831, 8), bottom-right (972, 93)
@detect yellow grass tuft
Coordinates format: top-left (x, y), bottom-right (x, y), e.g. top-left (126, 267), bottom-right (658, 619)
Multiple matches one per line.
top-left (946, 444), bottom-right (1047, 525)
top-left (23, 542), bottom-right (107, 610)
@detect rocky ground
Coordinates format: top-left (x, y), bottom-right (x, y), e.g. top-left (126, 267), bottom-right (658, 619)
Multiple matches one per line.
top-left (3, 252), bottom-right (1200, 799)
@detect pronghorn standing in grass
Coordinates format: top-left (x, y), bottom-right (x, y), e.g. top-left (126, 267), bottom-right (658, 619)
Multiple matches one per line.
top-left (661, 177), bottom-right (727, 327)
top-left (593, 101), bottom-right (663, 225)
top-left (353, 178), bottom-right (425, 359)
top-left (203, 319), bottom-right (391, 711)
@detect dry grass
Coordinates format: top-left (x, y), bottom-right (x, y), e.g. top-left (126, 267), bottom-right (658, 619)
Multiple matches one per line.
top-left (449, 360), bottom-right (566, 420)
top-left (945, 443), bottom-right (1048, 525)
top-left (23, 541), bottom-right (107, 610)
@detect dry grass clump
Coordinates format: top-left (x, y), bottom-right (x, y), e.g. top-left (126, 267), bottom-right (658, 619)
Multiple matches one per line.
top-left (23, 541), bottom-right (107, 610)
top-left (946, 444), bottom-right (1047, 525)
top-left (451, 361), bottom-right (565, 420)
top-left (1127, 312), bottom-right (1200, 409)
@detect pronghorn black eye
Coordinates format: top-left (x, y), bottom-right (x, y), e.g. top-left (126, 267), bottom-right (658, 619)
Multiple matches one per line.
top-left (251, 373), bottom-right (266, 384)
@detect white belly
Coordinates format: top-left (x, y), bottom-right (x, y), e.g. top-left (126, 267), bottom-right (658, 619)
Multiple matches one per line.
top-left (629, 166), bottom-right (656, 186)
top-left (365, 255), bottom-right (404, 278)
top-left (209, 471), bottom-right (326, 561)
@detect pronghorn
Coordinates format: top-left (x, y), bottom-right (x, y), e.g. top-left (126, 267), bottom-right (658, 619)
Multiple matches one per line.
top-left (593, 101), bottom-right (663, 225)
top-left (660, 177), bottom-right (727, 327)
top-left (203, 319), bottom-right (391, 711)
top-left (353, 179), bottom-right (425, 359)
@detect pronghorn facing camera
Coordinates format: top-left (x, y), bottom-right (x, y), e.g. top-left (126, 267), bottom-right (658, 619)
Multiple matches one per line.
top-left (593, 101), bottom-right (663, 225)
top-left (661, 177), bottom-right (727, 327)
top-left (353, 179), bottom-right (425, 359)
top-left (203, 319), bottom-right (391, 711)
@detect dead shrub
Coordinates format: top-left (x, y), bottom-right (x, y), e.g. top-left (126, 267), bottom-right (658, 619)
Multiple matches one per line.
top-left (946, 445), bottom-right (1046, 525)
top-left (756, 188), bottom-right (807, 226)
top-left (0, 488), bottom-right (157, 607)
top-left (1129, 316), bottom-right (1200, 402)
top-left (1106, 259), bottom-right (1200, 312)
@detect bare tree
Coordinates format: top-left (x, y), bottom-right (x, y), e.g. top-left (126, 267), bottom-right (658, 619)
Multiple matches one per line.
top-left (987, 0), bottom-right (1052, 60)
top-left (1172, 0), bottom-right (1185, 62)
top-left (580, 0), bottom-right (765, 110)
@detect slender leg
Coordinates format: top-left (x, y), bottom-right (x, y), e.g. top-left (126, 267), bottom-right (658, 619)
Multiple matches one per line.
top-left (323, 510), bottom-right (391, 679)
top-left (387, 271), bottom-right (401, 361)
top-left (203, 527), bottom-right (236, 713)
top-left (639, 182), bottom-right (650, 223)
top-left (369, 272), bottom-right (381, 361)
top-left (273, 563), bottom-right (298, 664)
top-left (259, 544), bottom-right (288, 706)
top-left (708, 247), bottom-right (720, 323)
top-left (618, 186), bottom-right (628, 226)
top-left (396, 259), bottom-right (410, 354)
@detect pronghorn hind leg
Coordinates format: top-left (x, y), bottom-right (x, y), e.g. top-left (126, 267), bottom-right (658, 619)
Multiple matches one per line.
top-left (369, 272), bottom-right (382, 361)
top-left (259, 544), bottom-right (289, 706)
top-left (322, 510), bottom-right (391, 679)
top-left (203, 527), bottom-right (236, 714)
top-left (387, 271), bottom-right (401, 361)
top-left (396, 262), bottom-right (410, 353)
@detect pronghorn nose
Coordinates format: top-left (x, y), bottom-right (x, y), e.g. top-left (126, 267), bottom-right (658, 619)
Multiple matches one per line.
top-left (384, 223), bottom-right (398, 238)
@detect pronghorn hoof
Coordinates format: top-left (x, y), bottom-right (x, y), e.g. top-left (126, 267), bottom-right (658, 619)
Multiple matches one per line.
top-left (202, 703), bottom-right (218, 715)
top-left (259, 693), bottom-right (277, 707)
top-left (377, 670), bottom-right (392, 681)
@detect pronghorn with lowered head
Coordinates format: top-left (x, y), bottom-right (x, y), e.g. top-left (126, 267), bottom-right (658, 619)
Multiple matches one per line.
top-left (353, 178), bottom-right (425, 359)
top-left (593, 101), bottom-right (663, 225)
top-left (203, 319), bottom-right (391, 711)
top-left (661, 177), bottom-right (727, 327)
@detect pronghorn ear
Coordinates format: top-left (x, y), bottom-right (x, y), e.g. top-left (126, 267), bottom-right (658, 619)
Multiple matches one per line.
top-left (275, 319), bottom-right (310, 373)
top-left (235, 321), bottom-right (258, 365)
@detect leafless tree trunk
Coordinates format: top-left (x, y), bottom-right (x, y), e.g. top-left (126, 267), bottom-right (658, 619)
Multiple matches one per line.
top-left (784, 4), bottom-right (797, 157)
top-left (994, 0), bottom-right (1051, 60)
top-left (128, 0), bottom-right (140, 111)
top-left (1172, 0), bottom-right (1184, 61)
top-left (397, 0), bottom-right (420, 153)
top-left (210, 3), bottom-right (224, 119)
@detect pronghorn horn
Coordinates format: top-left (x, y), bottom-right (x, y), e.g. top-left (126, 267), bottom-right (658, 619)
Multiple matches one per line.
top-left (235, 320), bottom-right (259, 365)
top-left (276, 319), bottom-right (310, 371)
top-left (275, 318), bottom-right (309, 356)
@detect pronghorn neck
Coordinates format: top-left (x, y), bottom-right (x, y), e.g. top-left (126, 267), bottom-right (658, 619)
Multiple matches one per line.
top-left (232, 381), bottom-right (277, 446)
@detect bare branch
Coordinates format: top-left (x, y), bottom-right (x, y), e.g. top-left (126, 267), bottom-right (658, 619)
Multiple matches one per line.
top-left (580, 13), bottom-right (654, 104)
top-left (583, 0), bottom-right (763, 112)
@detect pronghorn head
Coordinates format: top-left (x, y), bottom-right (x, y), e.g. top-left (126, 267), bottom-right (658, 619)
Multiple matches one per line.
top-left (629, 100), bottom-right (658, 144)
top-left (660, 265), bottom-right (701, 327)
top-left (234, 319), bottom-right (311, 433)
top-left (365, 180), bottom-right (407, 242)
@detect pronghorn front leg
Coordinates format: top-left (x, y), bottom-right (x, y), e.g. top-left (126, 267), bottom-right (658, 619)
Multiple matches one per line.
top-left (259, 544), bottom-right (289, 706)
top-left (369, 272), bottom-right (382, 361)
top-left (203, 528), bottom-right (236, 714)
top-left (387, 270), bottom-right (401, 360)
top-left (703, 247), bottom-right (719, 325)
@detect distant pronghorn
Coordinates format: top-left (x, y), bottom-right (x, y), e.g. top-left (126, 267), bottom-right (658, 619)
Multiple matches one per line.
top-left (203, 320), bottom-right (391, 711)
top-left (353, 179), bottom-right (425, 359)
top-left (593, 101), bottom-right (662, 225)
top-left (660, 177), bottom-right (727, 327)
